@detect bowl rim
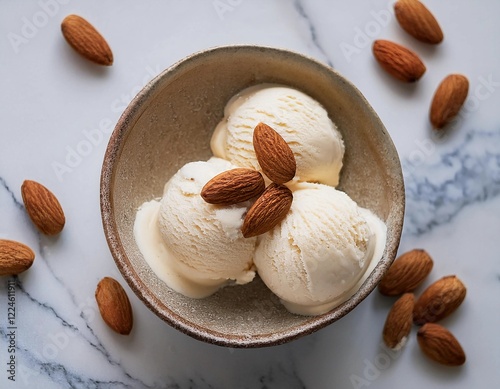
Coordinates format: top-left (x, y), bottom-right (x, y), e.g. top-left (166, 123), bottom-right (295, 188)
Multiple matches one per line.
top-left (100, 44), bottom-right (405, 348)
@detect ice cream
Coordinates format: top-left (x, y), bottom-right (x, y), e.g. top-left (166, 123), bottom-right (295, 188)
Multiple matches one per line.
top-left (134, 84), bottom-right (387, 316)
top-left (254, 182), bottom-right (387, 316)
top-left (134, 158), bottom-right (257, 298)
top-left (211, 84), bottom-right (345, 186)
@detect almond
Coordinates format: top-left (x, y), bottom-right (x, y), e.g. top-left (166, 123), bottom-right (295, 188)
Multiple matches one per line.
top-left (201, 168), bottom-right (265, 204)
top-left (0, 239), bottom-right (35, 276)
top-left (242, 183), bottom-right (292, 238)
top-left (95, 277), bottom-right (133, 335)
top-left (383, 293), bottom-right (415, 350)
top-left (429, 74), bottom-right (469, 129)
top-left (372, 40), bottom-right (426, 82)
top-left (394, 0), bottom-right (444, 44)
top-left (379, 249), bottom-right (433, 296)
top-left (413, 275), bottom-right (466, 325)
top-left (253, 122), bottom-right (296, 184)
top-left (417, 323), bottom-right (466, 366)
top-left (21, 180), bottom-right (65, 235)
top-left (61, 14), bottom-right (113, 66)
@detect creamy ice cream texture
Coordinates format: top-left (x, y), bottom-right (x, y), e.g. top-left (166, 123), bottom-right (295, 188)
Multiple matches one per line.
top-left (134, 158), bottom-right (256, 298)
top-left (134, 84), bottom-right (387, 315)
top-left (254, 182), bottom-right (386, 315)
top-left (211, 84), bottom-right (345, 186)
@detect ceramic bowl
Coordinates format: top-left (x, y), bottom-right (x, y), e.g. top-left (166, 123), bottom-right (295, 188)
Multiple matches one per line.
top-left (100, 45), bottom-right (405, 347)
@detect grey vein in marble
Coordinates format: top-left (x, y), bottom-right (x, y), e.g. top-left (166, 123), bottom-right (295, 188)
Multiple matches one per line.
top-left (0, 278), bottom-right (155, 389)
top-left (0, 176), bottom-right (23, 209)
top-left (10, 336), bottom-right (158, 389)
top-left (403, 129), bottom-right (500, 235)
top-left (31, 239), bottom-right (111, 357)
top-left (16, 279), bottom-right (80, 333)
top-left (293, 0), bottom-right (333, 67)
top-left (256, 363), bottom-right (307, 389)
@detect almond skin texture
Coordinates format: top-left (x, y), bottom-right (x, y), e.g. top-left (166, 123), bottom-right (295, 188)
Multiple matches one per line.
top-left (430, 74), bottom-right (469, 129)
top-left (95, 277), bottom-right (133, 335)
top-left (21, 180), bottom-right (65, 235)
top-left (413, 275), bottom-right (466, 325)
top-left (379, 249), bottom-right (433, 296)
top-left (201, 168), bottom-right (265, 205)
top-left (417, 323), bottom-right (466, 366)
top-left (0, 239), bottom-right (35, 276)
top-left (61, 14), bottom-right (113, 66)
top-left (253, 122), bottom-right (296, 184)
top-left (383, 293), bottom-right (415, 350)
top-left (242, 183), bottom-right (292, 238)
top-left (373, 40), bottom-right (426, 82)
top-left (394, 0), bottom-right (444, 44)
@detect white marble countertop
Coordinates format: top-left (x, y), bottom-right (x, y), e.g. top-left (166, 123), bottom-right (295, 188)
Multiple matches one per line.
top-left (1, 1), bottom-right (499, 388)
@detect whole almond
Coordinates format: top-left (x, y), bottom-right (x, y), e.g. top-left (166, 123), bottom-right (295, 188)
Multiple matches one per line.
top-left (413, 275), bottom-right (466, 325)
top-left (383, 293), bottom-right (415, 350)
top-left (242, 183), bottom-right (292, 238)
top-left (373, 40), bottom-right (426, 82)
top-left (95, 277), bottom-right (133, 335)
top-left (394, 0), bottom-right (444, 44)
top-left (61, 14), bottom-right (113, 66)
top-left (201, 168), bottom-right (265, 204)
top-left (379, 249), bottom-right (433, 296)
top-left (0, 239), bottom-right (35, 276)
top-left (417, 323), bottom-right (466, 366)
top-left (21, 180), bottom-right (65, 235)
top-left (430, 74), bottom-right (469, 129)
top-left (253, 122), bottom-right (296, 184)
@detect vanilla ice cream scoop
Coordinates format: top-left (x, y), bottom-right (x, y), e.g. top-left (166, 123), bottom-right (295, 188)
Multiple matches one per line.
top-left (211, 85), bottom-right (345, 186)
top-left (254, 182), bottom-right (386, 315)
top-left (134, 158), bottom-right (257, 298)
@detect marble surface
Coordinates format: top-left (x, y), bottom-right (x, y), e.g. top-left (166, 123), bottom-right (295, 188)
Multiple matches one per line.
top-left (1, 1), bottom-right (499, 388)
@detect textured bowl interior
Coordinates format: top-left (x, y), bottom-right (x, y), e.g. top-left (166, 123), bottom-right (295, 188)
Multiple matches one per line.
top-left (100, 45), bottom-right (405, 348)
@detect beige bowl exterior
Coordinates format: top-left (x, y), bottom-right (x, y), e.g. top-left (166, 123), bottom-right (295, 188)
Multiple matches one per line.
top-left (100, 45), bottom-right (405, 348)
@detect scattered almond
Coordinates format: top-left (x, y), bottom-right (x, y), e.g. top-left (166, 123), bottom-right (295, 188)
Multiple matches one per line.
top-left (0, 239), bottom-right (35, 276)
top-left (383, 293), bottom-right (415, 350)
top-left (61, 14), bottom-right (113, 66)
top-left (21, 180), bottom-right (65, 235)
top-left (394, 0), bottom-right (444, 44)
top-left (201, 168), bottom-right (265, 205)
top-left (379, 249), bottom-right (433, 296)
top-left (417, 323), bottom-right (466, 366)
top-left (253, 122), bottom-right (296, 184)
top-left (372, 40), bottom-right (426, 82)
top-left (429, 74), bottom-right (469, 129)
top-left (413, 275), bottom-right (466, 325)
top-left (242, 183), bottom-right (292, 238)
top-left (95, 277), bottom-right (133, 335)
